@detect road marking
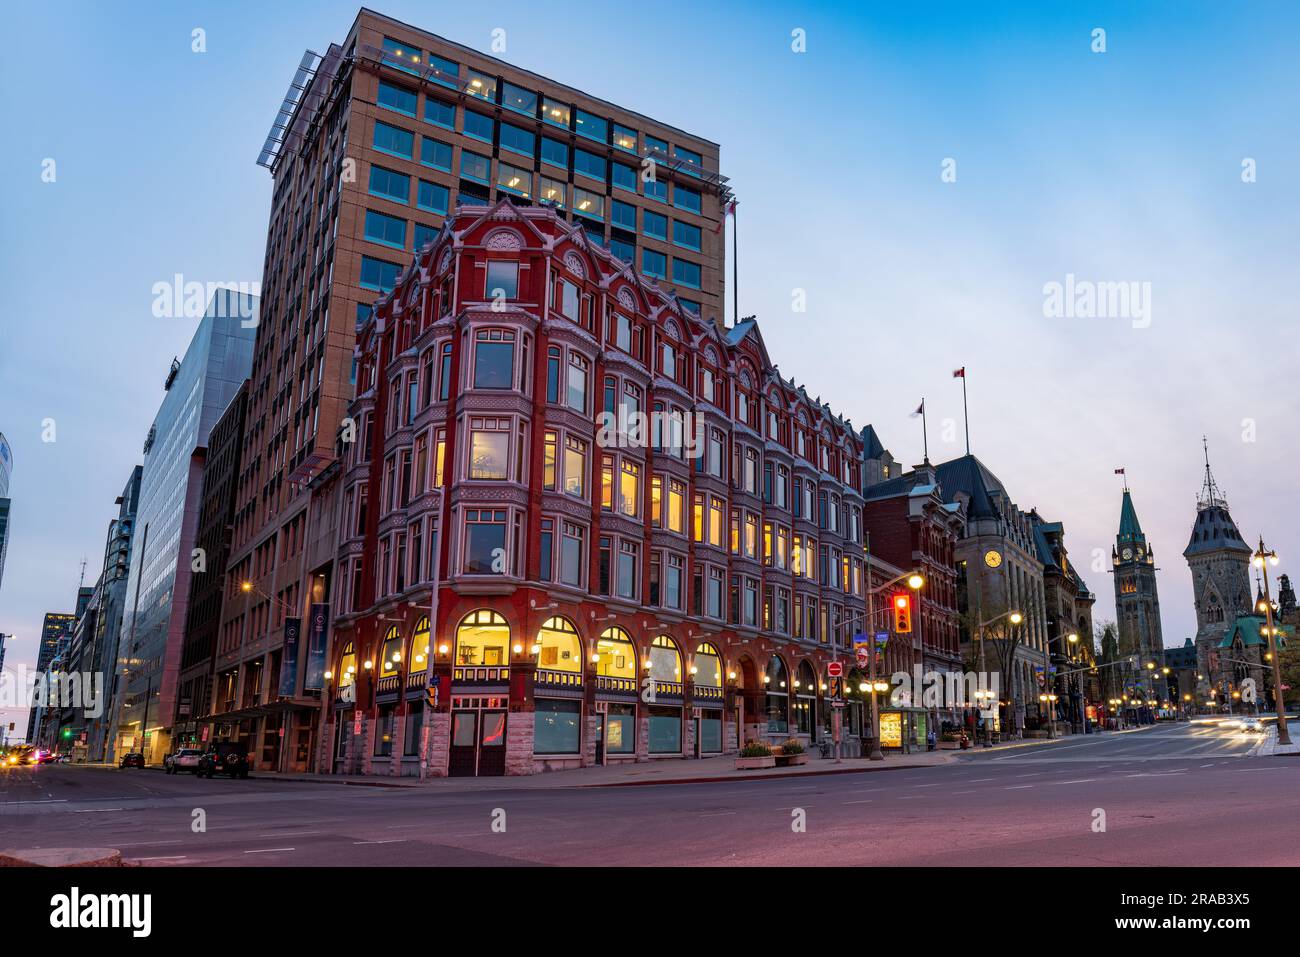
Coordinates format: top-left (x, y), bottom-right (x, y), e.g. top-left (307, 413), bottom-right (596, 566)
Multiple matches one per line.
top-left (911, 783), bottom-right (940, 788)
top-left (352, 839), bottom-right (406, 845)
top-left (1049, 779), bottom-right (1096, 785)
top-left (244, 847), bottom-right (295, 854)
top-left (73, 808), bottom-right (123, 813)
top-left (950, 790), bottom-right (976, 795)
top-left (116, 840), bottom-right (184, 848)
top-left (259, 831), bottom-right (321, 837)
top-left (1014, 773), bottom-right (1041, 778)
top-left (969, 778), bottom-right (995, 783)
top-left (697, 811), bottom-right (737, 817)
top-left (1200, 763), bottom-right (1215, 768)
top-left (132, 855), bottom-right (187, 862)
top-left (1004, 785), bottom-right (1034, 790)
top-left (842, 799), bottom-right (873, 805)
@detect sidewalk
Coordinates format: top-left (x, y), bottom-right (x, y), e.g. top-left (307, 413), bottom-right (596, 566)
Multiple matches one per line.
top-left (1253, 725), bottom-right (1300, 757)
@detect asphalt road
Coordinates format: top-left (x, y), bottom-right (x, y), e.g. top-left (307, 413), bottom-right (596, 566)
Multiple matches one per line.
top-left (2, 720), bottom-right (1294, 866)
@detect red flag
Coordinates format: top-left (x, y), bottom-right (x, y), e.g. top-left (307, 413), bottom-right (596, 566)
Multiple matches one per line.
top-left (714, 198), bottom-right (737, 234)
top-left (910, 400), bottom-right (924, 418)
top-left (952, 367), bottom-right (965, 378)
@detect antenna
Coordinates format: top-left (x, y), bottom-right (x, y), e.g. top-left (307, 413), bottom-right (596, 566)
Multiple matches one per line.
top-left (78, 556), bottom-right (87, 589)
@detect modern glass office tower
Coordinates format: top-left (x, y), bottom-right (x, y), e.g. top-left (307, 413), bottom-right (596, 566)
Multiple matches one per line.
top-left (110, 289), bottom-right (256, 764)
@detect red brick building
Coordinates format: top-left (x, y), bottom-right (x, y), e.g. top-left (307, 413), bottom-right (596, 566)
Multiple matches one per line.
top-left (325, 200), bottom-right (891, 776)
top-left (862, 461), bottom-right (966, 731)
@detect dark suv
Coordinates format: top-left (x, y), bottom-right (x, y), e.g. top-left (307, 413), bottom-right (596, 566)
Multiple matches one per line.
top-left (196, 743), bottom-right (250, 779)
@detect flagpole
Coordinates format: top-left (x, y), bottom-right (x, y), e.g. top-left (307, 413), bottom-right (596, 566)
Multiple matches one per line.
top-left (961, 373), bottom-right (970, 455)
top-left (921, 399), bottom-right (929, 462)
top-left (731, 200), bottom-right (738, 326)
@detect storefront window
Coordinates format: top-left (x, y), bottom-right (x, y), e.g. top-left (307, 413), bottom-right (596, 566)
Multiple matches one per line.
top-left (536, 616), bottom-right (582, 672)
top-left (373, 705), bottom-right (395, 756)
top-left (766, 655), bottom-right (790, 733)
top-left (410, 617), bottom-right (430, 668)
top-left (338, 642), bottom-right (357, 689)
top-left (455, 609), bottom-right (510, 666)
top-left (648, 705), bottom-right (681, 753)
top-left (606, 703), bottom-right (635, 753)
top-left (403, 704), bottom-right (423, 756)
top-left (699, 710), bottom-right (722, 752)
top-left (534, 699), bottom-right (581, 754)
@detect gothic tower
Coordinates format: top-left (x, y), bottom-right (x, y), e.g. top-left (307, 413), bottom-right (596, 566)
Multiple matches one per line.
top-left (1182, 440), bottom-right (1252, 694)
top-left (1112, 484), bottom-right (1164, 665)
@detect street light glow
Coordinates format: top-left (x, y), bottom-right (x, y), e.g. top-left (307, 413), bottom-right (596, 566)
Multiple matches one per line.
top-left (906, 573), bottom-right (924, 590)
top-left (1009, 612), bottom-right (1023, 625)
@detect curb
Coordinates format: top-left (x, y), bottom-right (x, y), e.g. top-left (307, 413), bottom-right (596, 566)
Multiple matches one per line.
top-left (573, 758), bottom-right (955, 788)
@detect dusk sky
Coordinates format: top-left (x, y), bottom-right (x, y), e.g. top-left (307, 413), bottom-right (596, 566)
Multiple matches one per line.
top-left (3, 1), bottom-right (1298, 735)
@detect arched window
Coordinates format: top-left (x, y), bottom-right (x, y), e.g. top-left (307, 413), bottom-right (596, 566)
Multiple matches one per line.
top-left (694, 642), bottom-right (722, 688)
top-left (649, 635), bottom-right (681, 681)
top-left (409, 617), bottom-right (430, 668)
top-left (339, 642), bottom-right (357, 687)
top-left (765, 655), bottom-right (790, 733)
top-left (379, 626), bottom-right (402, 676)
top-left (794, 661), bottom-right (817, 734)
top-left (455, 609), bottom-right (510, 666)
top-left (595, 626), bottom-right (635, 678)
top-left (536, 616), bottom-right (582, 673)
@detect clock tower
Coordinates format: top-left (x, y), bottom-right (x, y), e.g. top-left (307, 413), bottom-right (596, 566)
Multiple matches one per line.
top-left (1112, 484), bottom-right (1164, 666)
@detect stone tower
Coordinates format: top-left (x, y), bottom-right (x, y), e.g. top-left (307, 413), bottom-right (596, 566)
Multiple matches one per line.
top-left (1182, 440), bottom-right (1252, 695)
top-left (1112, 484), bottom-right (1164, 666)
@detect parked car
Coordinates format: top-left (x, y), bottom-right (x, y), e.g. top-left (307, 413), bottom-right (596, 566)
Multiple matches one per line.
top-left (196, 743), bottom-right (249, 779)
top-left (119, 752), bottom-right (145, 769)
top-left (164, 748), bottom-right (204, 774)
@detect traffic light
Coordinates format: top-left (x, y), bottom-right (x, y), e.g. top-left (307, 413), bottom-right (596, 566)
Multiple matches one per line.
top-left (893, 593), bottom-right (912, 633)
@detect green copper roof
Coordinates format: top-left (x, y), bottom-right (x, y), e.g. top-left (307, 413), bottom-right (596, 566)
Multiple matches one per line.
top-left (1118, 490), bottom-right (1144, 544)
top-left (1217, 615), bottom-right (1293, 649)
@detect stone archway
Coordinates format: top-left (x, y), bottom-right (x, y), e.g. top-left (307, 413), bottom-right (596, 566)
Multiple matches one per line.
top-left (735, 654), bottom-right (763, 747)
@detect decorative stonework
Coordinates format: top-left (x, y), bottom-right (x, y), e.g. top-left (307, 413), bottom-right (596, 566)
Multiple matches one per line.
top-left (485, 228), bottom-right (524, 251)
top-left (563, 250), bottom-right (587, 278)
top-left (617, 287), bottom-right (636, 311)
top-left (438, 249), bottom-right (453, 274)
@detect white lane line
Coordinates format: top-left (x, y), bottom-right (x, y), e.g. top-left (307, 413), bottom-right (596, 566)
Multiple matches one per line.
top-left (1049, 779), bottom-right (1096, 785)
top-left (115, 840), bottom-right (184, 848)
top-left (132, 855), bottom-right (187, 862)
top-left (951, 790), bottom-right (976, 795)
top-left (352, 839), bottom-right (406, 845)
top-left (1200, 763), bottom-right (1215, 768)
top-left (1014, 773), bottom-right (1041, 778)
top-left (911, 783), bottom-right (940, 788)
top-left (259, 831), bottom-right (321, 837)
top-left (969, 778), bottom-right (995, 783)
top-left (1004, 785), bottom-right (1034, 790)
top-left (697, 811), bottom-right (737, 817)
top-left (73, 808), bottom-right (123, 813)
top-left (244, 847), bottom-right (295, 854)
top-left (842, 799), bottom-right (873, 805)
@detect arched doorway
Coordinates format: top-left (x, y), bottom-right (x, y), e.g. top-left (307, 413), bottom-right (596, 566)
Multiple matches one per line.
top-left (765, 655), bottom-right (790, 734)
top-left (449, 610), bottom-right (510, 777)
top-left (694, 642), bottom-right (724, 754)
top-left (794, 660), bottom-right (817, 739)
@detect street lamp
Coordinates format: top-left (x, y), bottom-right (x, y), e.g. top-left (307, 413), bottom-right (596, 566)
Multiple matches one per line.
top-left (975, 608), bottom-right (1022, 746)
top-left (844, 554), bottom-right (926, 762)
top-left (1252, 539), bottom-right (1290, 746)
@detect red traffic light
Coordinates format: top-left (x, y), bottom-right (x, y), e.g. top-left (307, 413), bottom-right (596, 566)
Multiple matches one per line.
top-left (893, 593), bottom-right (913, 633)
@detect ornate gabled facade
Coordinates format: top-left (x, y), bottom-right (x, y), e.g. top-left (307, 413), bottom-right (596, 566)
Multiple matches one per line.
top-left (327, 200), bottom-right (876, 776)
top-left (1182, 442), bottom-right (1252, 701)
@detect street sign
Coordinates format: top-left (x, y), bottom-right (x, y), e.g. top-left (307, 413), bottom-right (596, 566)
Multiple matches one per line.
top-left (827, 661), bottom-right (844, 678)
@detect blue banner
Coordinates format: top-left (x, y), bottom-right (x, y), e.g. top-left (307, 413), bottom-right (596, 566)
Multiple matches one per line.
top-left (304, 603), bottom-right (329, 691)
top-left (279, 617), bottom-right (301, 697)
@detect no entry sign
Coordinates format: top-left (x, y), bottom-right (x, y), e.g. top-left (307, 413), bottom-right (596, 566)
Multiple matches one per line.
top-left (827, 661), bottom-right (844, 678)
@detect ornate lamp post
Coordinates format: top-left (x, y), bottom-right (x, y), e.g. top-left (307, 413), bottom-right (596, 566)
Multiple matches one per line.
top-left (1253, 539), bottom-right (1291, 746)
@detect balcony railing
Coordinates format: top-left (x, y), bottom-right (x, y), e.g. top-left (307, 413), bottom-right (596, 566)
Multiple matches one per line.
top-left (536, 669), bottom-right (582, 688)
top-left (454, 665), bottom-right (509, 684)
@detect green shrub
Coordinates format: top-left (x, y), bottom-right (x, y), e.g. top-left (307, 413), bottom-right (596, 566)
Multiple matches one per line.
top-left (780, 738), bottom-right (805, 755)
top-left (739, 741), bottom-right (772, 758)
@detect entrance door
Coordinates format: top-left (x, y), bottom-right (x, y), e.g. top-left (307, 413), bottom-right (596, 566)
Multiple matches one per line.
top-left (448, 707), bottom-right (508, 777)
top-left (594, 713), bottom-right (606, 766)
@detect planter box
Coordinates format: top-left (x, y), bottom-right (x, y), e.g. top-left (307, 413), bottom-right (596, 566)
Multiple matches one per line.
top-left (938, 740), bottom-right (962, 750)
top-left (774, 752), bottom-right (808, 767)
top-left (735, 755), bottom-right (776, 770)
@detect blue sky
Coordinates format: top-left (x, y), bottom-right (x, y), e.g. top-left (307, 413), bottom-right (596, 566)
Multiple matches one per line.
top-left (3, 1), bottom-right (1299, 735)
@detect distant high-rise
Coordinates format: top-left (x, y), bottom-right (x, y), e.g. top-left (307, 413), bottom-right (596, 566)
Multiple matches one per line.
top-left (0, 431), bottom-right (12, 598)
top-left (110, 289), bottom-right (255, 764)
top-left (25, 612), bottom-right (76, 743)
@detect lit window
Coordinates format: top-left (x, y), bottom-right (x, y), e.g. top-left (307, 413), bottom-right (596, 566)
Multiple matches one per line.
top-left (465, 70), bottom-right (497, 101)
top-left (540, 176), bottom-right (566, 208)
top-left (674, 145), bottom-right (703, 177)
top-left (501, 82), bottom-right (537, 116)
top-left (612, 124), bottom-right (638, 152)
top-left (468, 424), bottom-right (510, 480)
top-left (427, 53), bottom-right (459, 88)
top-left (496, 162), bottom-right (532, 198)
top-left (543, 98), bottom-right (571, 128)
top-left (573, 187), bottom-right (603, 220)
top-left (382, 37), bottom-right (423, 75)
top-left (564, 436), bottom-right (586, 497)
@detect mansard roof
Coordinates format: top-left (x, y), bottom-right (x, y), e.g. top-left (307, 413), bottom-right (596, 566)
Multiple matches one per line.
top-left (932, 454), bottom-right (1010, 520)
top-left (1184, 503), bottom-right (1252, 558)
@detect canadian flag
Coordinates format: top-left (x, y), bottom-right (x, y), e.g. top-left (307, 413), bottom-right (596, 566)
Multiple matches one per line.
top-left (715, 198), bottom-right (737, 234)
top-left (952, 367), bottom-right (965, 378)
